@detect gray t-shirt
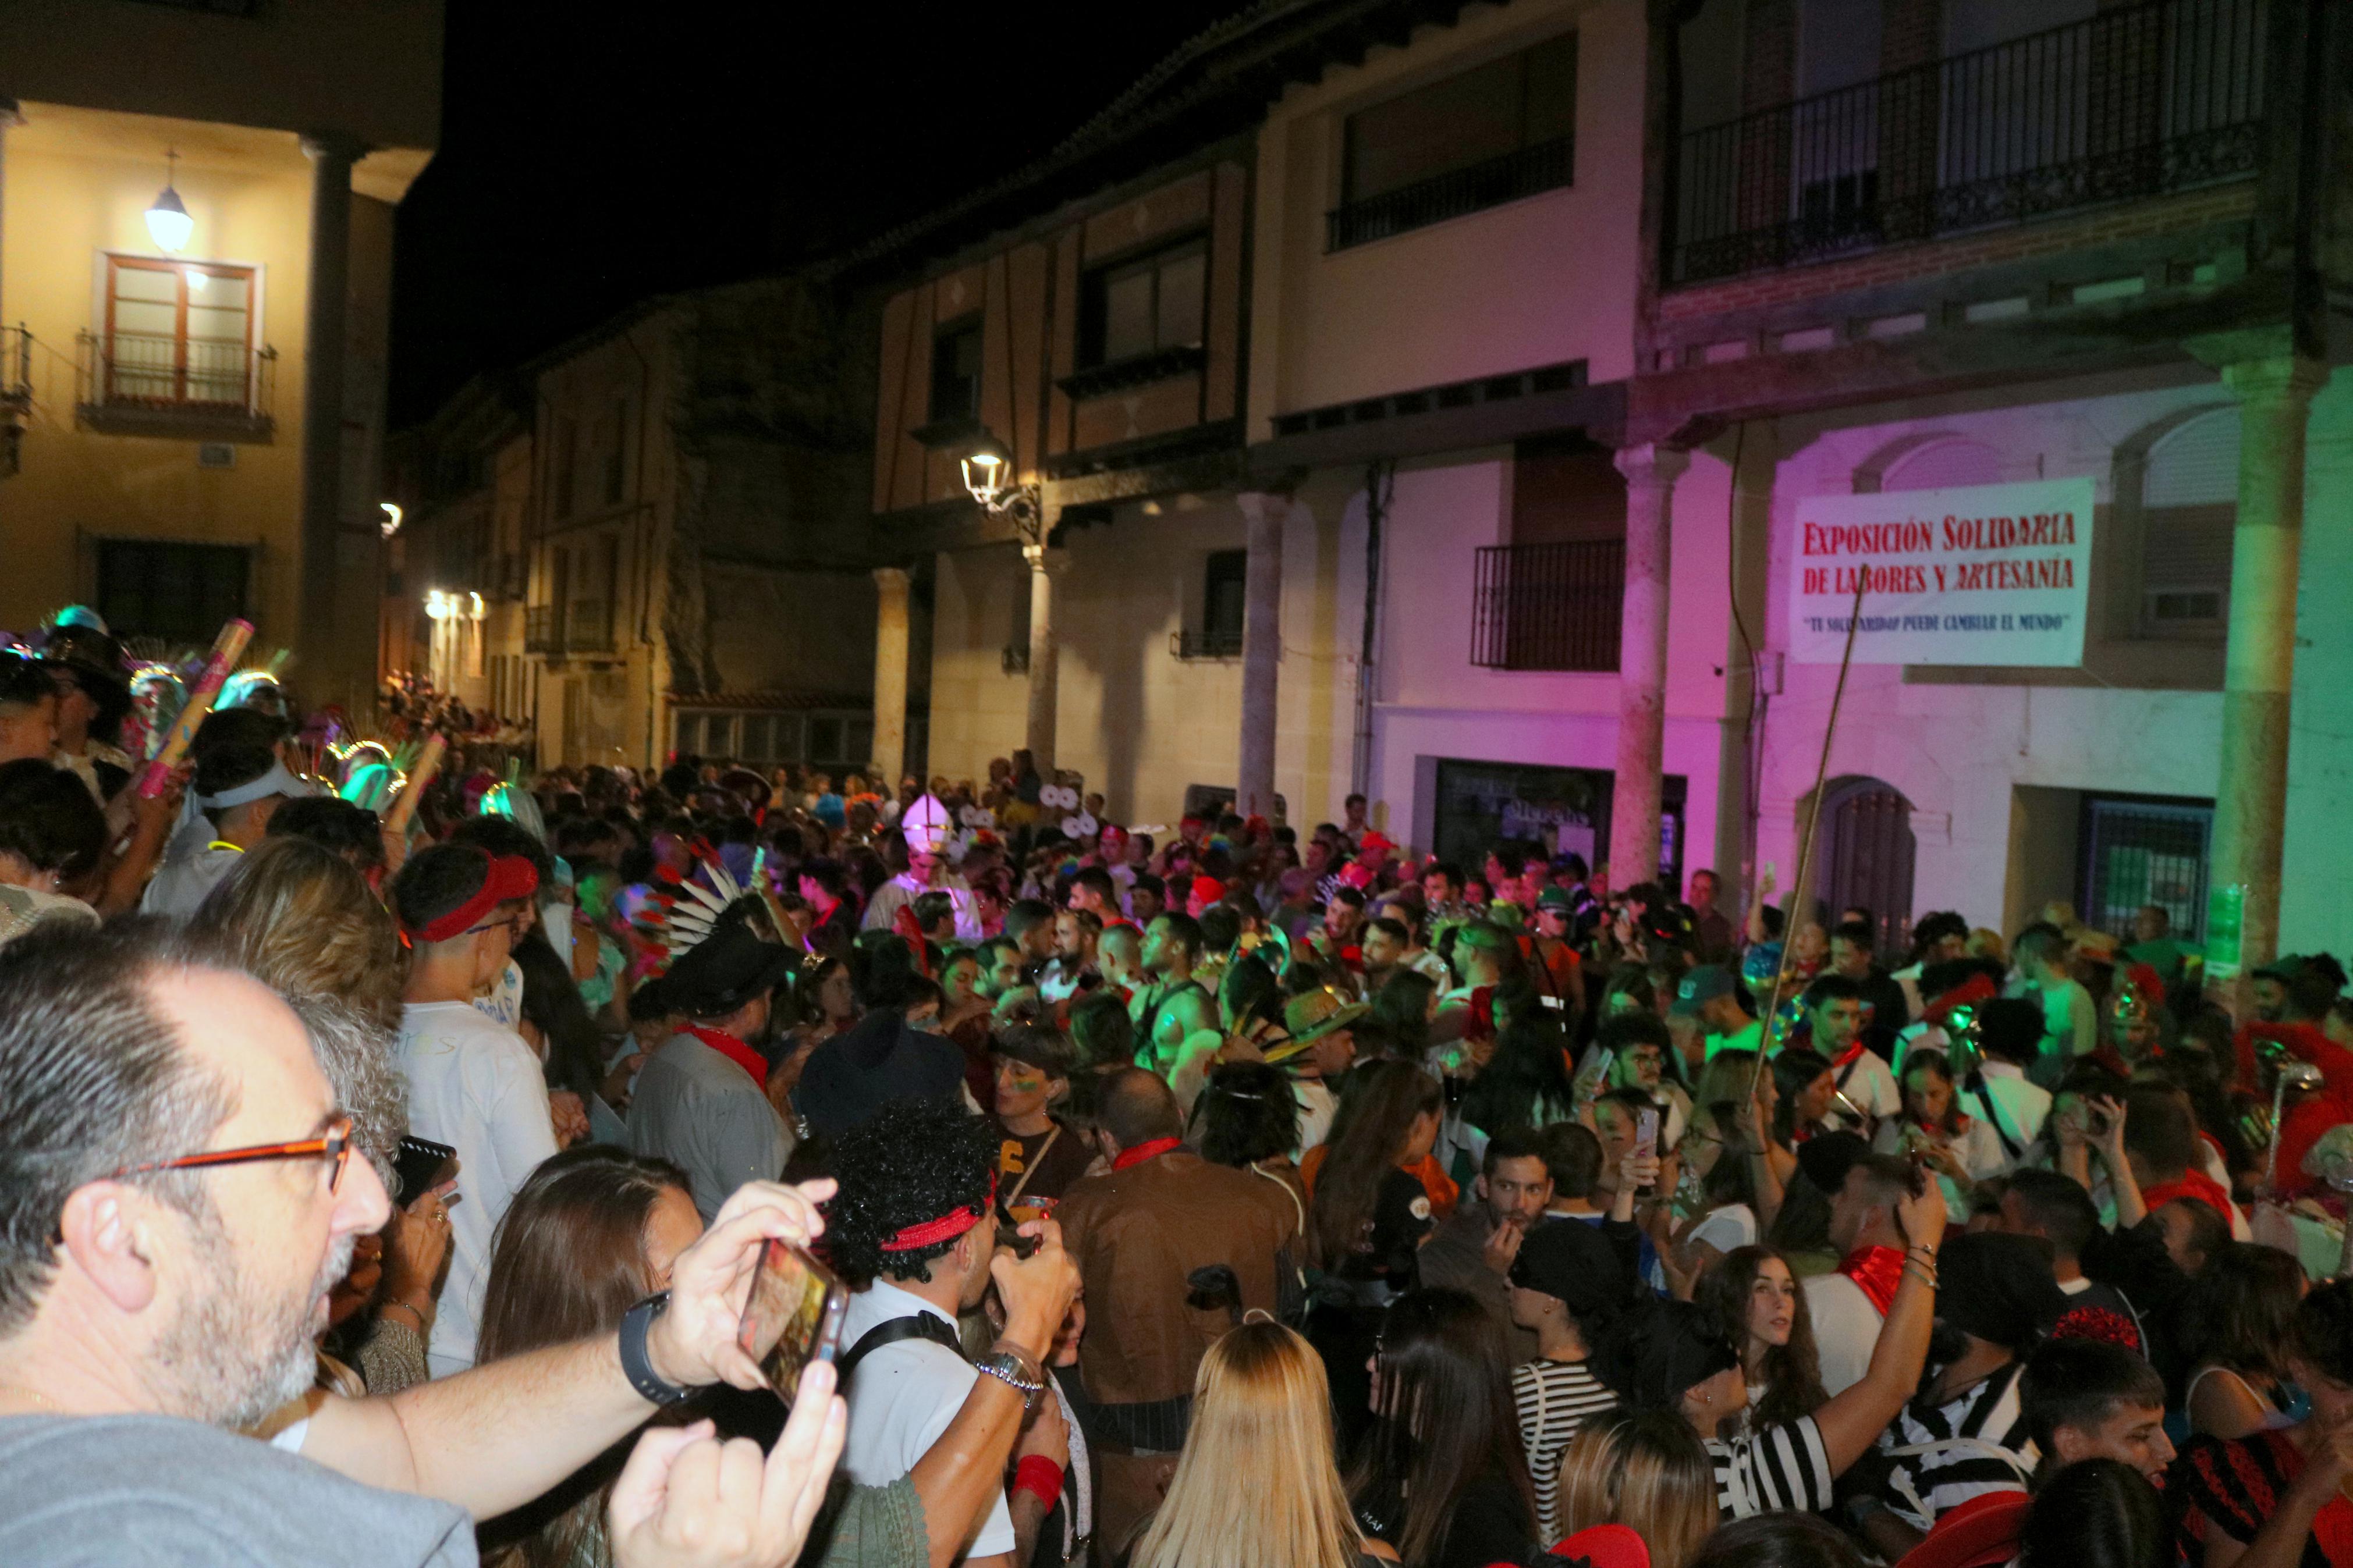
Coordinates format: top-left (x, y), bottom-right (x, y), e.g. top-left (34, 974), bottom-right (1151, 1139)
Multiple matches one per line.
top-left (0, 1413), bottom-right (473, 1566)
top-left (627, 1031), bottom-right (795, 1222)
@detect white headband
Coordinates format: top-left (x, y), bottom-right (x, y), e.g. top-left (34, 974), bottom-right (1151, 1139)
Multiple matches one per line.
top-left (198, 759), bottom-right (312, 811)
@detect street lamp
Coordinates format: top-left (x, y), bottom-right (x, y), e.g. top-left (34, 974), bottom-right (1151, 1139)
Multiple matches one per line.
top-left (959, 439), bottom-right (1047, 560)
top-left (145, 151), bottom-right (193, 254)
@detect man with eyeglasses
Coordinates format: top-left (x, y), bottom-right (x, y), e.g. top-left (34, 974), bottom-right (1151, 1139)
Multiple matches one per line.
top-left (391, 844), bottom-right (557, 1378)
top-left (0, 918), bottom-right (846, 1567)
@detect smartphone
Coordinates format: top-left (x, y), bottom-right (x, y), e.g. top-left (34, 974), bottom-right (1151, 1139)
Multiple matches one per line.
top-left (1633, 1107), bottom-right (1660, 1195)
top-left (392, 1136), bottom-right (457, 1204)
top-left (736, 1238), bottom-right (850, 1404)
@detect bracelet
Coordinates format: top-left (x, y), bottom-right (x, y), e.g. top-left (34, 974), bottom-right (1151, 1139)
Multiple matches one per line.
top-left (619, 1292), bottom-right (693, 1406)
top-left (378, 1300), bottom-right (431, 1331)
top-left (1013, 1454), bottom-right (1064, 1510)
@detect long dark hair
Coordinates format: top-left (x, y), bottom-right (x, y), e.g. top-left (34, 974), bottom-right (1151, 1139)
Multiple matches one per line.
top-left (513, 926), bottom-right (604, 1100)
top-left (1767, 1172), bottom-right (1834, 1256)
top-left (1348, 1288), bottom-right (1536, 1567)
top-left (1694, 1245), bottom-right (1826, 1428)
top-left (1311, 1061), bottom-right (1439, 1271)
top-left (1219, 955), bottom-right (1284, 1034)
top-left (1459, 1004), bottom-right (1576, 1136)
top-left (1369, 969), bottom-right (1435, 1057)
top-left (1898, 1048), bottom-right (1965, 1137)
top-left (2180, 1242), bottom-right (2305, 1383)
top-left (1695, 1101), bottom-right (1761, 1211)
top-left (478, 1147), bottom-right (694, 1568)
top-left (1770, 1048), bottom-right (1832, 1145)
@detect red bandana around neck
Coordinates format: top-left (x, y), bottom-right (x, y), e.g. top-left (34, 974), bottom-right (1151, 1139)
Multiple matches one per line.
top-left (1830, 1036), bottom-right (1870, 1073)
top-left (1112, 1136), bottom-right (1184, 1171)
top-left (686, 1025), bottom-right (768, 1091)
top-left (1836, 1244), bottom-right (1907, 1315)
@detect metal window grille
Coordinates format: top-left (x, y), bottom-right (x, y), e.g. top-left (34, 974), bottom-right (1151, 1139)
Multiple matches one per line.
top-left (1470, 539), bottom-right (1624, 671)
top-left (1671, 0), bottom-right (2266, 283)
top-left (2079, 796), bottom-right (2212, 942)
top-left (1328, 136), bottom-right (1575, 252)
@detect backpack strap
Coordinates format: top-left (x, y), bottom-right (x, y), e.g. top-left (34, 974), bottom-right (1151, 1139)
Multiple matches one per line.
top-left (836, 1312), bottom-right (963, 1382)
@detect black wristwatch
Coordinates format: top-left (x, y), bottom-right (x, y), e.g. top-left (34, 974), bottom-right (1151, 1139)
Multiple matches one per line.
top-left (620, 1290), bottom-right (693, 1405)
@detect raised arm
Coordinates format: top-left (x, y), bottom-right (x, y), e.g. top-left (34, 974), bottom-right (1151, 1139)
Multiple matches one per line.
top-left (1810, 1184), bottom-right (1947, 1475)
top-left (905, 1221), bottom-right (1080, 1568)
top-left (303, 1180), bottom-right (831, 1520)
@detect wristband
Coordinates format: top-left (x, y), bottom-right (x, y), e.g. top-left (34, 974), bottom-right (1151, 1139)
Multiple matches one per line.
top-left (619, 1291), bottom-right (693, 1405)
top-left (1013, 1454), bottom-right (1064, 1510)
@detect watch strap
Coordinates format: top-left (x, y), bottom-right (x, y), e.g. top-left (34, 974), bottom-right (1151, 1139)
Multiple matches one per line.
top-left (974, 1350), bottom-right (1044, 1405)
top-left (620, 1290), bottom-right (691, 1405)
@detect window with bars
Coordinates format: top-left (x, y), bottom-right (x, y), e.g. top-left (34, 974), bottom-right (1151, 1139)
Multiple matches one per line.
top-left (100, 256), bottom-right (257, 409)
top-left (2078, 794), bottom-right (2212, 941)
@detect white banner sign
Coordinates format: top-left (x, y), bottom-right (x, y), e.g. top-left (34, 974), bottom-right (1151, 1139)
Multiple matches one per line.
top-left (1788, 477), bottom-right (2095, 667)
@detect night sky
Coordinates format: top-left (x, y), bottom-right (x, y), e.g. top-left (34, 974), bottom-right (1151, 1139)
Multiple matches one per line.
top-left (389, 2), bottom-right (1238, 426)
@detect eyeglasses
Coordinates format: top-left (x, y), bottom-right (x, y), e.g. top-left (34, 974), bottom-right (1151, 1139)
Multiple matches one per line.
top-left (466, 910), bottom-right (530, 939)
top-left (109, 1115), bottom-right (356, 1196)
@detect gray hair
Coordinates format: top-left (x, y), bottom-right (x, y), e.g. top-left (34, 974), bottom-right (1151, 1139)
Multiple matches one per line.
top-left (0, 919), bottom-right (238, 1335)
top-left (281, 991), bottom-right (406, 1191)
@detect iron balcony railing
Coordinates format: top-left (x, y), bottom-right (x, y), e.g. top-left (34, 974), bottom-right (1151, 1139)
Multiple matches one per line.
top-left (1328, 134), bottom-right (1574, 253)
top-left (1, 325), bottom-right (29, 480)
top-left (1470, 538), bottom-right (1624, 673)
top-left (524, 606), bottom-right (560, 655)
top-left (1671, 0), bottom-right (2266, 284)
top-left (1172, 628), bottom-right (1245, 659)
top-left (76, 329), bottom-right (275, 415)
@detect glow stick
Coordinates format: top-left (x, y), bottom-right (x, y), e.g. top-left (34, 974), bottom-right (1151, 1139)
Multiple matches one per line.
top-left (136, 619), bottom-right (253, 798)
top-left (382, 732), bottom-right (446, 838)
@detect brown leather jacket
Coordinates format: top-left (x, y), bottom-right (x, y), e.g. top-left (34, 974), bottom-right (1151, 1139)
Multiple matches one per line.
top-left (1055, 1147), bottom-right (1301, 1441)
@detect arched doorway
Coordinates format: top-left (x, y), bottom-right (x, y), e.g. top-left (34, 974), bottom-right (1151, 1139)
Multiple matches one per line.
top-left (1813, 776), bottom-right (1917, 959)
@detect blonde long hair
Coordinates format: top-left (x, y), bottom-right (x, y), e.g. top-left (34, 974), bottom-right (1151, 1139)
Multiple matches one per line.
top-left (1128, 1323), bottom-right (1364, 1568)
top-left (1554, 1410), bottom-right (1717, 1568)
top-left (196, 835), bottom-right (407, 1032)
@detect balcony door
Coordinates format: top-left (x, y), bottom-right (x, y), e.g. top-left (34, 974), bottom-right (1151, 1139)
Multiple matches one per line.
top-left (104, 257), bottom-right (256, 410)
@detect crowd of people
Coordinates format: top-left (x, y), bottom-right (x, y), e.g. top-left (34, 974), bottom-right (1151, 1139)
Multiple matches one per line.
top-left (3, 610), bottom-right (2353, 1568)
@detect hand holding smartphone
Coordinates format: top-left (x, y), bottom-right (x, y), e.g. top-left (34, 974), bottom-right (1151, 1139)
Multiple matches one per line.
top-left (736, 1238), bottom-right (850, 1406)
top-left (1632, 1106), bottom-right (1660, 1196)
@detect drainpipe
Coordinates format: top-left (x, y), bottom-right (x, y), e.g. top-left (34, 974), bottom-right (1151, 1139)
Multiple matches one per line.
top-left (1351, 460), bottom-right (1394, 802)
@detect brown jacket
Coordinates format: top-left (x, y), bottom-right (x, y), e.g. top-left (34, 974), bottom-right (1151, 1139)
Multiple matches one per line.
top-left (1055, 1147), bottom-right (1301, 1414)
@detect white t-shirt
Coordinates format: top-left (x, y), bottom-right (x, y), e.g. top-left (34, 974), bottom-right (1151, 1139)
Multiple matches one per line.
top-left (838, 1279), bottom-right (1015, 1559)
top-left (1829, 1047), bottom-right (1903, 1128)
top-left (1802, 1269), bottom-right (1886, 1397)
top-left (1294, 1077), bottom-right (1337, 1154)
top-left (396, 1001), bottom-right (559, 1374)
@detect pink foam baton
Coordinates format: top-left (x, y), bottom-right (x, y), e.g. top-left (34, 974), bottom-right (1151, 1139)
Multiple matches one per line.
top-left (382, 731), bottom-right (446, 838)
top-left (137, 618), bottom-right (253, 798)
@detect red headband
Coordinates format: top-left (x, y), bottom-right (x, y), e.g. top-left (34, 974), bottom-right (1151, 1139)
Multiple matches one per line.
top-left (407, 850), bottom-right (540, 944)
top-left (878, 1172), bottom-right (997, 1253)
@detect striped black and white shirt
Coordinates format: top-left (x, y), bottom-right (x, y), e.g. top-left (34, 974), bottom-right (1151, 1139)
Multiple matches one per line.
top-left (1874, 1359), bottom-right (2037, 1530)
top-left (1511, 1357), bottom-right (1619, 1545)
top-left (1706, 1414), bottom-right (1836, 1519)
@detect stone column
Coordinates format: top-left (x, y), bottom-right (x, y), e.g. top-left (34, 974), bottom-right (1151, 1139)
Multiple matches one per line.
top-left (298, 133), bottom-right (365, 709)
top-left (2213, 356), bottom-right (2326, 972)
top-left (1023, 545), bottom-right (1065, 776)
top-left (871, 566), bottom-right (911, 787)
top-left (1235, 492), bottom-right (1287, 818)
top-left (1609, 443), bottom-right (1690, 889)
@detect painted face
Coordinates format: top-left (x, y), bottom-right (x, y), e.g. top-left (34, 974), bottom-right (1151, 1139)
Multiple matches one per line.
top-left (942, 955), bottom-right (984, 1008)
top-left (994, 1055), bottom-right (1057, 1122)
top-left (1747, 1257), bottom-right (1798, 1347)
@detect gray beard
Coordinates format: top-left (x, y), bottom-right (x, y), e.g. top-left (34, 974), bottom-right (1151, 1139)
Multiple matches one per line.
top-left (154, 1210), bottom-right (356, 1430)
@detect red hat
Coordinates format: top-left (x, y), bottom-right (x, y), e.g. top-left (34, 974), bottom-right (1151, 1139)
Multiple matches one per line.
top-left (1923, 972), bottom-right (1998, 1028)
top-left (1894, 1489), bottom-right (2028, 1568)
top-left (1549, 1523), bottom-right (1649, 1568)
top-left (1189, 876), bottom-right (1227, 905)
top-left (2123, 961), bottom-right (2166, 1007)
top-left (1360, 830), bottom-right (1397, 854)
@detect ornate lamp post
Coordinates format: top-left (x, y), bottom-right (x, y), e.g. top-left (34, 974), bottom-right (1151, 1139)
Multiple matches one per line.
top-left (961, 442), bottom-right (1059, 774)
